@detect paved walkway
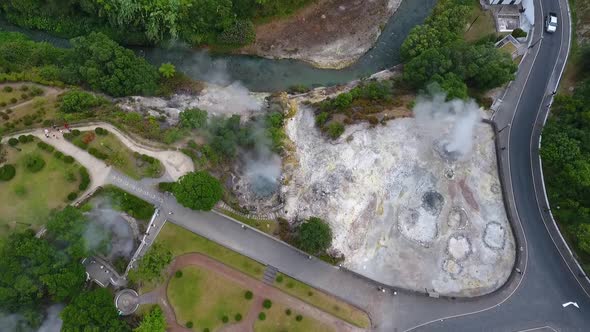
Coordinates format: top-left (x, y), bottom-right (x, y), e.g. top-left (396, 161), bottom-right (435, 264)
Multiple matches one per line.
top-left (141, 253), bottom-right (362, 332)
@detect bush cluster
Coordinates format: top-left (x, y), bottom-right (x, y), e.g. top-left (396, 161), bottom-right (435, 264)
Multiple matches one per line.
top-left (23, 154), bottom-right (46, 173)
top-left (37, 141), bottom-right (55, 152)
top-left (67, 192), bottom-right (78, 201)
top-left (18, 135), bottom-right (34, 144)
top-left (94, 127), bottom-right (108, 136)
top-left (79, 167), bottom-right (90, 191)
top-left (0, 164), bottom-right (16, 181)
top-left (88, 147), bottom-right (108, 160)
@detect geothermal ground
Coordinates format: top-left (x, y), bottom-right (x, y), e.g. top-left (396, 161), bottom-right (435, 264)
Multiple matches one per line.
top-left (282, 104), bottom-right (515, 297)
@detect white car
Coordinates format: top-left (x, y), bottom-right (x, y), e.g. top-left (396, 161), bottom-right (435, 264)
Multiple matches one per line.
top-left (545, 12), bottom-right (558, 33)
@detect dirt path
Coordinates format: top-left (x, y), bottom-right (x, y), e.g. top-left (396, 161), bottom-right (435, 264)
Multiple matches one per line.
top-left (141, 253), bottom-right (364, 332)
top-left (238, 0), bottom-right (402, 69)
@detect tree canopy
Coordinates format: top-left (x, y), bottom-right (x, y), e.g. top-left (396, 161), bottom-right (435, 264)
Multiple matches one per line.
top-left (173, 171), bottom-right (223, 211)
top-left (134, 306), bottom-right (166, 332)
top-left (60, 288), bottom-right (130, 332)
top-left (296, 217), bottom-right (333, 255)
top-left (128, 243), bottom-right (172, 284)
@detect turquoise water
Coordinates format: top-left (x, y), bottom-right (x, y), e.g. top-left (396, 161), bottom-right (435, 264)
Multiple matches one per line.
top-left (0, 0), bottom-right (435, 92)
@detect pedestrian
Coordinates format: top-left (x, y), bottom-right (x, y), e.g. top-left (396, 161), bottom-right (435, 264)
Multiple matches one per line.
top-left (44, 128), bottom-right (49, 138)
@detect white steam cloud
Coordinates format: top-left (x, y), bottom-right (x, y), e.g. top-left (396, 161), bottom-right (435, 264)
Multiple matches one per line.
top-left (413, 92), bottom-right (483, 158)
top-left (37, 304), bottom-right (63, 332)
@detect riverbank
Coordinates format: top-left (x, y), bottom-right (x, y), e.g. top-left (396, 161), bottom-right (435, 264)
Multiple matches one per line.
top-left (238, 0), bottom-right (402, 69)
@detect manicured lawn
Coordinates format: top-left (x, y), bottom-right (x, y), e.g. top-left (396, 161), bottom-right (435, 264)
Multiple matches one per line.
top-left (254, 301), bottom-right (334, 332)
top-left (218, 208), bottom-right (277, 235)
top-left (464, 0), bottom-right (496, 43)
top-left (167, 266), bottom-right (252, 331)
top-left (0, 139), bottom-right (83, 237)
top-left (68, 129), bottom-right (163, 179)
top-left (274, 273), bottom-right (370, 328)
top-left (156, 223), bottom-right (265, 279)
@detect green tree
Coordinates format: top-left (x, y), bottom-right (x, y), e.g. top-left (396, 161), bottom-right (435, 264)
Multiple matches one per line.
top-left (68, 32), bottom-right (159, 96)
top-left (135, 306), bottom-right (166, 332)
top-left (60, 288), bottom-right (130, 332)
top-left (128, 243), bottom-right (172, 284)
top-left (296, 217), bottom-right (332, 255)
top-left (577, 223), bottom-right (590, 255)
top-left (173, 171), bottom-right (223, 211)
top-left (60, 90), bottom-right (100, 113)
top-left (45, 206), bottom-right (88, 259)
top-left (179, 108), bottom-right (208, 129)
top-left (326, 122), bottom-right (345, 139)
top-left (159, 63), bottom-right (176, 79)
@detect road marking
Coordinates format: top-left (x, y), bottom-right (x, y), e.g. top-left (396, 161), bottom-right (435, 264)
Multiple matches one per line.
top-left (562, 302), bottom-right (579, 308)
top-left (515, 326), bottom-right (558, 332)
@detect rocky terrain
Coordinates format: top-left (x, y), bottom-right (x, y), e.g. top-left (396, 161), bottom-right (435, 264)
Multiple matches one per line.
top-left (238, 0), bottom-right (402, 69)
top-left (281, 100), bottom-right (515, 297)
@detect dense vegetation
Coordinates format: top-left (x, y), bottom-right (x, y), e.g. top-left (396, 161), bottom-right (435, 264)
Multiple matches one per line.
top-left (0, 31), bottom-right (159, 96)
top-left (173, 171), bottom-right (223, 211)
top-left (0, 207), bottom-right (87, 328)
top-left (0, 0), bottom-right (312, 47)
top-left (128, 243), bottom-right (172, 284)
top-left (541, 46), bottom-right (590, 271)
top-left (295, 217), bottom-right (333, 256)
top-left (400, 0), bottom-right (516, 98)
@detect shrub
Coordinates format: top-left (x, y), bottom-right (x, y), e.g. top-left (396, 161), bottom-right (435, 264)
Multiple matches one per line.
top-left (88, 147), bottom-right (108, 160)
top-left (10, 98), bottom-right (17, 104)
top-left (326, 121), bottom-right (345, 139)
top-left (258, 312), bottom-right (266, 321)
top-left (263, 299), bottom-right (272, 309)
top-left (316, 112), bottom-right (329, 126)
top-left (221, 316), bottom-right (229, 323)
top-left (203, 329), bottom-right (209, 332)
top-left (185, 321), bottom-right (193, 328)
top-left (175, 270), bottom-right (183, 278)
top-left (60, 90), bottom-right (100, 113)
top-left (79, 167), bottom-right (90, 191)
top-left (8, 137), bottom-right (18, 146)
top-left (511, 28), bottom-right (528, 38)
top-left (73, 140), bottom-right (88, 150)
top-left (63, 155), bottom-right (75, 164)
top-left (0, 102), bottom-right (5, 107)
top-left (3, 86), bottom-right (13, 92)
top-left (20, 85), bottom-right (29, 91)
top-left (218, 20), bottom-right (256, 46)
top-left (67, 192), bottom-right (78, 201)
top-left (21, 93), bottom-right (28, 100)
top-left (296, 315), bottom-right (303, 322)
top-left (244, 291), bottom-right (253, 300)
top-left (276, 275), bottom-right (283, 283)
top-left (158, 182), bottom-right (175, 192)
top-left (23, 154), bottom-right (46, 173)
top-left (94, 127), bottom-right (108, 135)
top-left (285, 309), bottom-right (292, 316)
top-left (0, 164), bottom-right (16, 181)
top-left (234, 313), bottom-right (242, 322)
top-left (53, 150), bottom-right (64, 159)
top-left (72, 129), bottom-right (81, 136)
top-left (37, 141), bottom-right (55, 152)
top-left (18, 135), bottom-right (30, 143)
top-left (307, 291), bottom-right (313, 296)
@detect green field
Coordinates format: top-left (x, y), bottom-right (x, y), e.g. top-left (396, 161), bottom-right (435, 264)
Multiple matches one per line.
top-left (167, 266), bottom-right (252, 331)
top-left (274, 273), bottom-right (370, 328)
top-left (155, 223), bottom-right (265, 279)
top-left (464, 0), bottom-right (497, 43)
top-left (254, 301), bottom-right (334, 332)
top-left (0, 138), bottom-right (83, 237)
top-left (68, 129), bottom-right (163, 179)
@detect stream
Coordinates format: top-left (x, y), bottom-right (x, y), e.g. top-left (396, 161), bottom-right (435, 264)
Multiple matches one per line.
top-left (0, 0), bottom-right (436, 92)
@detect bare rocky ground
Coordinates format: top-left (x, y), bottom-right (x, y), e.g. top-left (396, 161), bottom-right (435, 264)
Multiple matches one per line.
top-left (238, 0), bottom-right (402, 69)
top-left (281, 105), bottom-right (515, 297)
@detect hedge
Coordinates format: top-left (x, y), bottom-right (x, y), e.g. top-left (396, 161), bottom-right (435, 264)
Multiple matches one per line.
top-left (79, 167), bottom-right (90, 191)
top-left (53, 150), bottom-right (64, 159)
top-left (63, 155), bottom-right (75, 164)
top-left (67, 192), bottom-right (78, 201)
top-left (8, 137), bottom-right (18, 146)
top-left (0, 164), bottom-right (16, 181)
top-left (94, 127), bottom-right (108, 135)
top-left (88, 147), bottom-right (108, 160)
top-left (37, 141), bottom-right (55, 152)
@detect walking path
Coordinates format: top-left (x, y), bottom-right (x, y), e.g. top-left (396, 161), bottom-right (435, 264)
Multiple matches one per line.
top-left (141, 253), bottom-right (362, 332)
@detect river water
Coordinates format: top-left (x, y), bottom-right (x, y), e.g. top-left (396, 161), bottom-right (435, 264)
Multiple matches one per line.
top-left (0, 0), bottom-right (435, 92)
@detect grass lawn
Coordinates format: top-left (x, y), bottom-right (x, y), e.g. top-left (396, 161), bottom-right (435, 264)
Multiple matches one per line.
top-left (274, 273), bottom-right (370, 328)
top-left (156, 223), bottom-right (265, 280)
top-left (499, 42), bottom-right (517, 58)
top-left (0, 138), bottom-right (82, 238)
top-left (167, 266), bottom-right (252, 331)
top-left (254, 301), bottom-right (334, 332)
top-left (464, 0), bottom-right (496, 43)
top-left (218, 208), bottom-right (277, 235)
top-left (68, 129), bottom-right (163, 180)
